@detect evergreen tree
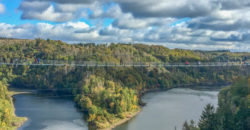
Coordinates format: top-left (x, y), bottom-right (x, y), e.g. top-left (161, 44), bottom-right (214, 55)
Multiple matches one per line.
top-left (183, 120), bottom-right (199, 130)
top-left (198, 104), bottom-right (218, 130)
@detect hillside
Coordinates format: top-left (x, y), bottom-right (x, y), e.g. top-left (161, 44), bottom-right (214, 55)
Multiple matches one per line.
top-left (183, 77), bottom-right (249, 130)
top-left (0, 82), bottom-right (26, 129)
top-left (0, 39), bottom-right (249, 129)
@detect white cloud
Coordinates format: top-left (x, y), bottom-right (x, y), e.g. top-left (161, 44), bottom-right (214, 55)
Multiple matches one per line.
top-left (113, 0), bottom-right (218, 18)
top-left (0, 0), bottom-right (248, 51)
top-left (20, 4), bottom-right (82, 22)
top-left (0, 21), bottom-right (249, 51)
top-left (55, 4), bottom-right (86, 12)
top-left (19, 1), bottom-right (90, 22)
top-left (188, 7), bottom-right (250, 31)
top-left (37, 5), bottom-right (76, 22)
top-left (23, 0), bottom-right (94, 4)
top-left (0, 22), bottom-right (92, 42)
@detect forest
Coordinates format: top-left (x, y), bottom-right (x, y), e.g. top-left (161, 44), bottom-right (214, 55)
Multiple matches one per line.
top-left (0, 81), bottom-right (26, 130)
top-left (183, 76), bottom-right (249, 130)
top-left (0, 38), bottom-right (249, 129)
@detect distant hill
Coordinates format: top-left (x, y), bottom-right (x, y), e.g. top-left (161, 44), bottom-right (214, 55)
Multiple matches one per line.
top-left (0, 38), bottom-right (249, 129)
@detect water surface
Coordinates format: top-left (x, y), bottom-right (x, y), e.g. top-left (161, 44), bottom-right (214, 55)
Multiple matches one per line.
top-left (14, 88), bottom-right (219, 130)
top-left (114, 88), bottom-right (219, 130)
top-left (14, 94), bottom-right (88, 130)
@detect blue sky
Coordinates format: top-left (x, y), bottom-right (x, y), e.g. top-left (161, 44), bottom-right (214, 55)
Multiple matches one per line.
top-left (0, 0), bottom-right (249, 51)
top-left (0, 0), bottom-right (24, 25)
top-left (170, 17), bottom-right (191, 26)
top-left (0, 0), bottom-right (188, 27)
top-left (0, 0), bottom-right (117, 27)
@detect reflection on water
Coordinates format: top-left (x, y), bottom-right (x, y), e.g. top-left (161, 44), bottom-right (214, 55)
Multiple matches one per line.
top-left (114, 88), bottom-right (219, 130)
top-left (14, 88), bottom-right (219, 130)
top-left (41, 120), bottom-right (85, 130)
top-left (14, 94), bottom-right (88, 130)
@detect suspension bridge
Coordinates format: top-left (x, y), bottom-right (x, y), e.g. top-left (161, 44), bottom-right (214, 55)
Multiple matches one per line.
top-left (0, 59), bottom-right (248, 67)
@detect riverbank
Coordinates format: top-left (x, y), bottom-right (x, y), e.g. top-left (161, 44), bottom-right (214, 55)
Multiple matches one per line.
top-left (7, 87), bottom-right (30, 130)
top-left (10, 82), bottom-right (227, 130)
top-left (105, 82), bottom-right (228, 129)
top-left (99, 109), bottom-right (141, 130)
top-left (9, 96), bottom-right (28, 130)
top-left (8, 87), bottom-right (33, 96)
top-left (0, 83), bottom-right (27, 130)
top-left (140, 82), bottom-right (230, 96)
top-left (113, 88), bottom-right (220, 130)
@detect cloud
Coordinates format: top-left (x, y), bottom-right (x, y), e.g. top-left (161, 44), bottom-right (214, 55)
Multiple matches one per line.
top-left (0, 22), bottom-right (92, 42)
top-left (113, 0), bottom-right (218, 18)
top-left (0, 23), bottom-right (35, 38)
top-left (112, 13), bottom-right (174, 29)
top-left (99, 25), bottom-right (132, 37)
top-left (0, 21), bottom-right (250, 51)
top-left (18, 0), bottom-right (218, 22)
top-left (219, 0), bottom-right (250, 10)
top-left (18, 0), bottom-right (91, 22)
top-left (89, 4), bottom-right (175, 29)
top-left (210, 31), bottom-right (250, 42)
top-left (22, 5), bottom-right (81, 22)
top-left (188, 8), bottom-right (250, 31)
top-left (0, 3), bottom-right (5, 14)
top-left (2, 0), bottom-right (249, 51)
top-left (23, 0), bottom-right (94, 4)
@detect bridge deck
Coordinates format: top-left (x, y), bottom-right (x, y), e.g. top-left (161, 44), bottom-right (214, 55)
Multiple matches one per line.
top-left (0, 61), bottom-right (248, 67)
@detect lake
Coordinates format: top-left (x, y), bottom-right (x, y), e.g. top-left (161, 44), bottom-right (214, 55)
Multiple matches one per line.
top-left (14, 88), bottom-right (219, 130)
top-left (114, 88), bottom-right (219, 130)
top-left (14, 94), bottom-right (88, 130)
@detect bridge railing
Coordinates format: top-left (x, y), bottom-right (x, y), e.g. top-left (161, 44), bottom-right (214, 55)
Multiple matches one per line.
top-left (0, 58), bottom-right (248, 67)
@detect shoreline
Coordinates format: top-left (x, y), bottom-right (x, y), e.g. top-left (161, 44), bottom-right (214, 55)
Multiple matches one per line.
top-left (100, 108), bottom-right (142, 130)
top-left (140, 82), bottom-right (230, 96)
top-left (8, 87), bottom-right (33, 96)
top-left (8, 88), bottom-right (30, 129)
top-left (10, 86), bottom-right (142, 130)
top-left (108, 82), bottom-right (229, 129)
top-left (10, 82), bottom-right (229, 130)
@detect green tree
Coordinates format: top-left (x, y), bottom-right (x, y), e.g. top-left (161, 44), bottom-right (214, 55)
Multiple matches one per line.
top-left (198, 104), bottom-right (218, 130)
top-left (183, 120), bottom-right (199, 130)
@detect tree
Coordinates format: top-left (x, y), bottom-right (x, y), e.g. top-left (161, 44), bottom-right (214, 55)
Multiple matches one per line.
top-left (198, 104), bottom-right (218, 130)
top-left (183, 120), bottom-right (199, 130)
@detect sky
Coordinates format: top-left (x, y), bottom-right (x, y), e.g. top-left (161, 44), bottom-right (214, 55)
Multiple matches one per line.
top-left (0, 0), bottom-right (250, 51)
